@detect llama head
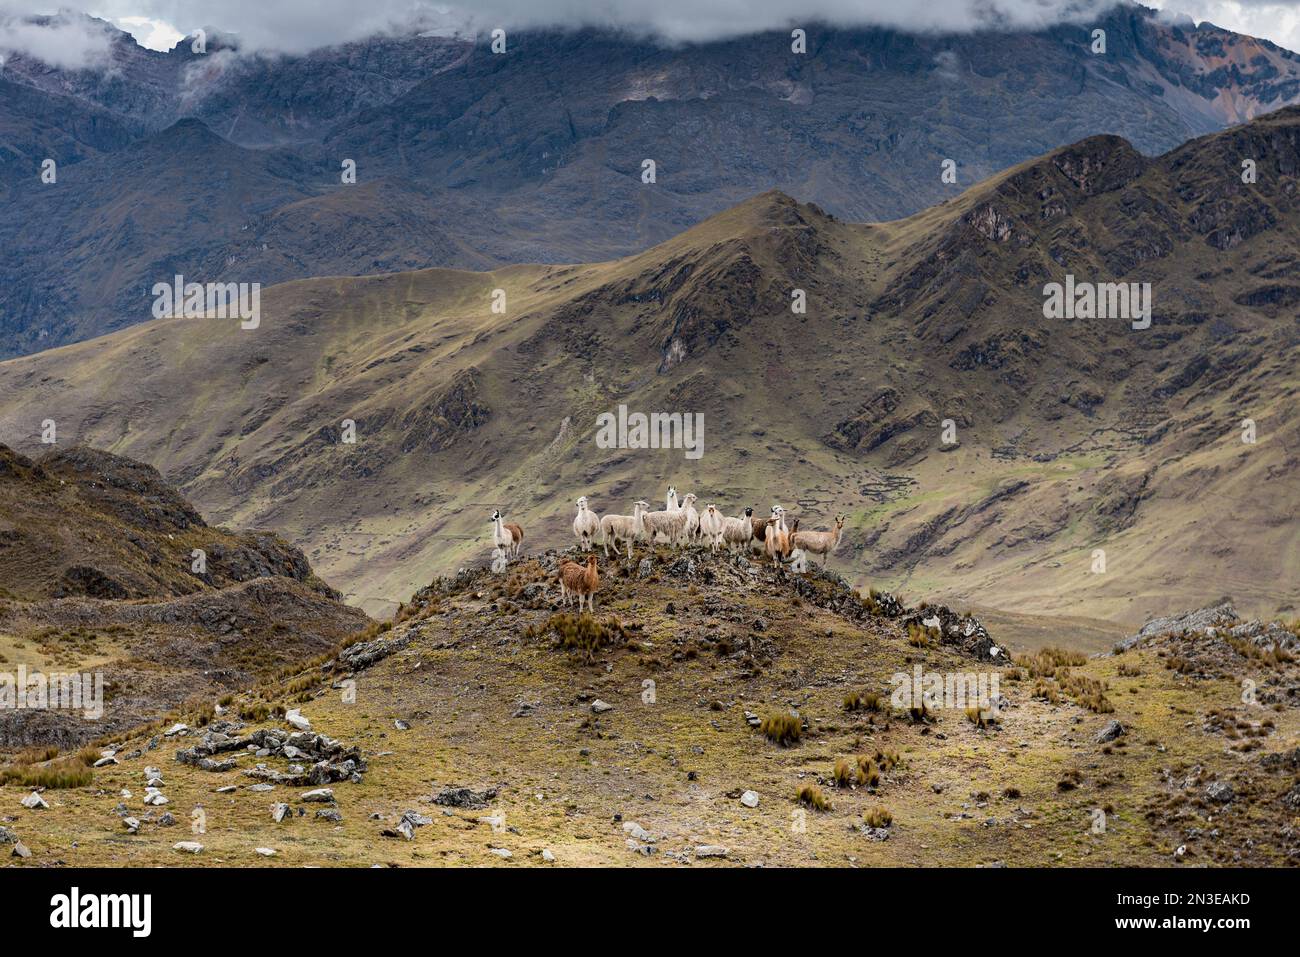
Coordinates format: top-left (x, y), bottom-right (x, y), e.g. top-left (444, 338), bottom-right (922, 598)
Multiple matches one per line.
top-left (744, 506), bottom-right (753, 517)
top-left (683, 493), bottom-right (697, 506)
top-left (491, 509), bottom-right (502, 522)
top-left (586, 554), bottom-right (597, 568)
top-left (575, 496), bottom-right (588, 510)
top-left (634, 499), bottom-right (650, 510)
top-left (835, 514), bottom-right (846, 529)
top-left (667, 485), bottom-right (676, 498)
top-left (706, 503), bottom-right (717, 514)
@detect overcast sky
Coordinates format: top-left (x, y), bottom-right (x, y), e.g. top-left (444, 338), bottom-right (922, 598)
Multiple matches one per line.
top-left (3, 1), bottom-right (1300, 59)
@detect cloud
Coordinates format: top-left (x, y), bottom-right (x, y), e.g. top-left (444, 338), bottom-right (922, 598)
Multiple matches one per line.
top-left (12, 0), bottom-right (1131, 57)
top-left (1148, 1), bottom-right (1300, 53)
top-left (7, 1), bottom-right (1300, 61)
top-left (0, 8), bottom-right (115, 68)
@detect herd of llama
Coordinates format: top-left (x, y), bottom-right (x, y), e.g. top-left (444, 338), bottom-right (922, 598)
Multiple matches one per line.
top-left (490, 488), bottom-right (847, 611)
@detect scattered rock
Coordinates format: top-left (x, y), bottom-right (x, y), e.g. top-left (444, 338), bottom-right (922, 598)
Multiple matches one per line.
top-left (255, 847), bottom-right (277, 857)
top-left (11, 841), bottom-right (31, 859)
top-left (1095, 720), bottom-right (1125, 744)
top-left (591, 700), bottom-right (614, 714)
top-left (622, 821), bottom-right (656, 843)
top-left (172, 841), bottom-right (204, 854)
top-left (541, 848), bottom-right (556, 863)
top-left (285, 709), bottom-right (311, 731)
top-left (433, 785), bottom-right (499, 809)
top-left (20, 792), bottom-right (48, 810)
top-left (123, 817), bottom-right (141, 834)
top-left (740, 790), bottom-right (760, 808)
top-left (301, 788), bottom-right (335, 803)
top-left (271, 803), bottom-right (291, 822)
top-left (1205, 781), bottom-right (1235, 804)
top-left (489, 847), bottom-right (513, 859)
top-left (695, 845), bottom-right (729, 858)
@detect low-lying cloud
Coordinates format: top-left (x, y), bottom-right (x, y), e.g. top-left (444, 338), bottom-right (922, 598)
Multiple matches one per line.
top-left (4, 0), bottom-right (1128, 62)
top-left (0, 8), bottom-right (115, 68)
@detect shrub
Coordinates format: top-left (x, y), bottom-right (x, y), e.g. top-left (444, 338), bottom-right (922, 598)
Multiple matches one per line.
top-left (527, 613), bottom-right (628, 664)
top-left (863, 807), bottom-right (893, 828)
top-left (844, 691), bottom-right (883, 713)
top-left (856, 757), bottom-right (880, 788)
top-left (797, 783), bottom-right (831, 811)
top-left (760, 712), bottom-right (802, 746)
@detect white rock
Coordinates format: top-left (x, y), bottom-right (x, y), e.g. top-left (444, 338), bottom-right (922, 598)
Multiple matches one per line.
top-left (20, 792), bottom-right (48, 810)
top-left (489, 847), bottom-right (513, 859)
top-left (621, 821), bottom-right (656, 843)
top-left (285, 709), bottom-right (311, 731)
top-left (740, 790), bottom-right (760, 808)
top-left (123, 818), bottom-right (141, 833)
top-left (591, 700), bottom-right (614, 714)
top-left (695, 845), bottom-right (729, 858)
top-left (172, 841), bottom-right (204, 854)
top-left (301, 788), bottom-right (335, 803)
top-left (255, 847), bottom-right (277, 857)
top-left (541, 849), bottom-right (556, 863)
top-left (163, 723), bottom-right (188, 736)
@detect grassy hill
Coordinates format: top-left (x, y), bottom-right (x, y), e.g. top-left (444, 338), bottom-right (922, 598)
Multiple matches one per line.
top-left (0, 109), bottom-right (1296, 627)
top-left (2, 547), bottom-right (1295, 867)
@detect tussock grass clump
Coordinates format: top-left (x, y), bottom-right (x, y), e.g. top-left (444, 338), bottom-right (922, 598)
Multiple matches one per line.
top-left (760, 712), bottom-right (803, 747)
top-left (526, 613), bottom-right (628, 664)
top-left (843, 691), bottom-right (883, 713)
top-left (0, 751), bottom-right (94, 789)
top-left (797, 783), bottom-right (831, 811)
top-left (855, 757), bottom-right (880, 788)
top-left (906, 622), bottom-right (938, 648)
top-left (863, 807), bottom-right (893, 828)
top-left (1057, 769), bottom-right (1083, 792)
top-left (965, 706), bottom-right (998, 728)
top-left (832, 759), bottom-right (855, 788)
top-left (873, 749), bottom-right (900, 773)
top-left (1116, 662), bottom-right (1142, 677)
top-left (1017, 647), bottom-right (1087, 679)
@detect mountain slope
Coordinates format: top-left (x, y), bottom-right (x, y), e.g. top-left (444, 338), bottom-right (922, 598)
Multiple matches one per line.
top-left (1, 108), bottom-right (1297, 623)
top-left (6, 7), bottom-right (1300, 355)
top-left (0, 445), bottom-right (368, 747)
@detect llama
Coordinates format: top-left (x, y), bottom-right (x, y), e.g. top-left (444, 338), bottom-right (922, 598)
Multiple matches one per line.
top-left (721, 507), bottom-right (754, 551)
top-left (573, 496), bottom-right (600, 551)
top-left (642, 494), bottom-right (693, 545)
top-left (698, 503), bottom-right (725, 552)
top-left (750, 505), bottom-right (782, 553)
top-left (601, 500), bottom-right (650, 559)
top-left (791, 515), bottom-right (847, 567)
top-left (764, 513), bottom-right (798, 570)
top-left (680, 493), bottom-right (701, 543)
top-left (558, 554), bottom-right (599, 613)
top-left (491, 509), bottom-right (523, 559)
